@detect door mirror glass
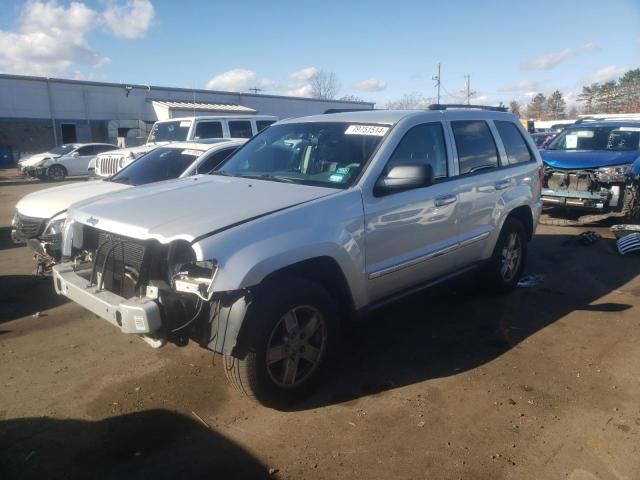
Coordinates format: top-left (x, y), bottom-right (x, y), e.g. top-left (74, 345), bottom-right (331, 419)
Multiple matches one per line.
top-left (375, 163), bottom-right (434, 195)
top-left (70, 151), bottom-right (80, 158)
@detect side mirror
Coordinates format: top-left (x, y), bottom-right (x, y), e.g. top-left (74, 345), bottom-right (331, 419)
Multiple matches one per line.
top-left (374, 163), bottom-right (434, 196)
top-left (70, 152), bottom-right (79, 158)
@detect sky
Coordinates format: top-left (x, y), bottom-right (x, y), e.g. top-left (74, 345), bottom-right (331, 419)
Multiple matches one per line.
top-left (0, 0), bottom-right (639, 109)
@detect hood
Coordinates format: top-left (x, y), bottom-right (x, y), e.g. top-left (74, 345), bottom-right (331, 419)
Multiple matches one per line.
top-left (541, 149), bottom-right (640, 169)
top-left (99, 143), bottom-right (165, 157)
top-left (68, 175), bottom-right (338, 243)
top-left (16, 180), bottom-right (130, 219)
top-left (19, 152), bottom-right (60, 167)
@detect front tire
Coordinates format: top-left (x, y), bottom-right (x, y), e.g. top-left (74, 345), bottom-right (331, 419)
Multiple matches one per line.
top-left (223, 277), bottom-right (339, 407)
top-left (485, 217), bottom-right (527, 293)
top-left (47, 164), bottom-right (67, 181)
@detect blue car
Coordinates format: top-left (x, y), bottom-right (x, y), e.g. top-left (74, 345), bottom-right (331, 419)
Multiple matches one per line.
top-left (541, 120), bottom-right (640, 221)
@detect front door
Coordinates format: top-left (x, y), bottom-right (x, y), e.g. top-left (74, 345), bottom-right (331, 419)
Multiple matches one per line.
top-left (363, 122), bottom-right (460, 302)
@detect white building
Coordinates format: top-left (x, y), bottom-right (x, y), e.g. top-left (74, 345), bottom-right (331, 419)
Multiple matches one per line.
top-left (0, 74), bottom-right (374, 157)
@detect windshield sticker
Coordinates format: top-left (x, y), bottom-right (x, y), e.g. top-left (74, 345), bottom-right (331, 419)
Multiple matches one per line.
top-left (619, 127), bottom-right (640, 132)
top-left (345, 125), bottom-right (389, 136)
top-left (335, 167), bottom-right (350, 175)
top-left (179, 121), bottom-right (192, 128)
top-left (182, 149), bottom-right (203, 157)
top-left (575, 130), bottom-right (594, 138)
top-left (329, 173), bottom-right (345, 182)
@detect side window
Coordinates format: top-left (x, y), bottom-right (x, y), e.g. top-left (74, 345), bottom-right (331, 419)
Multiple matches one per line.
top-left (256, 120), bottom-right (275, 132)
top-left (495, 121), bottom-right (534, 165)
top-left (229, 120), bottom-right (253, 138)
top-left (94, 145), bottom-right (114, 154)
top-left (194, 121), bottom-right (223, 139)
top-left (386, 123), bottom-right (448, 180)
top-left (451, 120), bottom-right (499, 175)
top-left (194, 147), bottom-right (239, 174)
top-left (76, 146), bottom-right (94, 156)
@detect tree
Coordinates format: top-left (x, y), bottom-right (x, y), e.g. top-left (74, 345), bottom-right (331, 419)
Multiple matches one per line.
top-left (578, 84), bottom-right (600, 114)
top-left (547, 90), bottom-right (567, 119)
top-left (568, 105), bottom-right (578, 118)
top-left (509, 100), bottom-right (521, 117)
top-left (618, 68), bottom-right (640, 113)
top-left (526, 93), bottom-right (547, 120)
top-left (310, 70), bottom-right (340, 99)
top-left (339, 95), bottom-right (365, 102)
top-left (384, 92), bottom-right (432, 110)
top-left (595, 81), bottom-right (621, 113)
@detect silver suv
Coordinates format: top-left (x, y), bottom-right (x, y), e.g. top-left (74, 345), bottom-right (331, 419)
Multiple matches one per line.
top-left (53, 106), bottom-right (542, 406)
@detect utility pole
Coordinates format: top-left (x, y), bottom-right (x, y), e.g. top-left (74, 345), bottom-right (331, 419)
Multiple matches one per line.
top-left (464, 74), bottom-right (471, 105)
top-left (248, 87), bottom-right (263, 94)
top-left (432, 63), bottom-right (441, 104)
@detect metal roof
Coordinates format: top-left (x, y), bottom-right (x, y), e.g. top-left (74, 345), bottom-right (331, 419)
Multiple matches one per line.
top-left (151, 100), bottom-right (256, 114)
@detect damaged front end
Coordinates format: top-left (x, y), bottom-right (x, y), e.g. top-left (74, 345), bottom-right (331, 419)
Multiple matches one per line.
top-left (11, 212), bottom-right (65, 272)
top-left (541, 164), bottom-right (634, 214)
top-left (52, 222), bottom-right (250, 354)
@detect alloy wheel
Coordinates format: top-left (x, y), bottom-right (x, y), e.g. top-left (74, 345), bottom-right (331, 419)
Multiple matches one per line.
top-left (265, 305), bottom-right (327, 387)
top-left (500, 232), bottom-right (522, 282)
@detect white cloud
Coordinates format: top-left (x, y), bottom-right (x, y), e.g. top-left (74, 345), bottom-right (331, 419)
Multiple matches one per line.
top-left (102, 0), bottom-right (154, 39)
top-left (205, 68), bottom-right (276, 92)
top-left (0, 1), bottom-right (109, 76)
top-left (522, 43), bottom-right (597, 71)
top-left (286, 84), bottom-right (314, 97)
top-left (588, 65), bottom-right (627, 84)
top-left (355, 78), bottom-right (387, 92)
top-left (289, 67), bottom-right (319, 82)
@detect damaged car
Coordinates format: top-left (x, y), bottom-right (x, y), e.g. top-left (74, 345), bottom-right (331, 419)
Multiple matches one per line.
top-left (12, 140), bottom-right (244, 272)
top-left (541, 121), bottom-right (640, 223)
top-left (52, 108), bottom-right (542, 406)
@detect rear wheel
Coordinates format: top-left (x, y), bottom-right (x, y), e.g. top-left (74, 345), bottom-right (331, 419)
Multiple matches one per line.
top-left (47, 164), bottom-right (67, 181)
top-left (223, 277), bottom-right (339, 406)
top-left (485, 217), bottom-right (527, 293)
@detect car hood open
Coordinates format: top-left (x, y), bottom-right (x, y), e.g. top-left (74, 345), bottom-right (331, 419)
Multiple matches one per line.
top-left (67, 175), bottom-right (339, 243)
top-left (16, 180), bottom-right (130, 219)
top-left (540, 149), bottom-right (639, 169)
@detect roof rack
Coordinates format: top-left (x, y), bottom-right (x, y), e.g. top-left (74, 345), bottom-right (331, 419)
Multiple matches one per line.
top-left (428, 103), bottom-right (508, 112)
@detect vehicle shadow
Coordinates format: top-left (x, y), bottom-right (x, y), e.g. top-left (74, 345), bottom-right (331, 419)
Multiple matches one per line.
top-left (0, 275), bottom-right (67, 324)
top-left (0, 410), bottom-right (271, 480)
top-left (0, 227), bottom-right (21, 251)
top-left (289, 232), bottom-right (639, 411)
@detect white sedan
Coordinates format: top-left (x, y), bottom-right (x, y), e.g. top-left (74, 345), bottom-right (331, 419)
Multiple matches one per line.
top-left (20, 143), bottom-right (117, 181)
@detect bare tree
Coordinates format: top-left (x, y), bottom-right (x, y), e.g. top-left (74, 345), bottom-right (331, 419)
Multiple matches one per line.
top-left (509, 100), bottom-right (521, 116)
top-left (339, 95), bottom-right (365, 102)
top-left (310, 70), bottom-right (340, 100)
top-left (385, 92), bottom-right (433, 110)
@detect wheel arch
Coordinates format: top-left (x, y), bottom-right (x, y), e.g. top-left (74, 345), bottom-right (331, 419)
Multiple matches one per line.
top-left (504, 204), bottom-right (534, 240)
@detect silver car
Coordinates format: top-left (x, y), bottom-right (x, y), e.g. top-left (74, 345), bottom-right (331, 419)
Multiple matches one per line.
top-left (53, 106), bottom-right (542, 406)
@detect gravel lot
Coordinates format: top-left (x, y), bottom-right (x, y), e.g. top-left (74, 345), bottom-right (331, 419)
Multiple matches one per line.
top-left (1, 173), bottom-right (639, 480)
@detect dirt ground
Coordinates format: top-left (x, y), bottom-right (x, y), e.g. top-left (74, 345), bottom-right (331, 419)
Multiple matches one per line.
top-left (1, 172), bottom-right (639, 480)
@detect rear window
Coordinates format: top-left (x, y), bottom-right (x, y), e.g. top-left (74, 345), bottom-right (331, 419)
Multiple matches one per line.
top-left (495, 121), bottom-right (534, 165)
top-left (451, 120), bottom-right (499, 175)
top-left (229, 121), bottom-right (253, 138)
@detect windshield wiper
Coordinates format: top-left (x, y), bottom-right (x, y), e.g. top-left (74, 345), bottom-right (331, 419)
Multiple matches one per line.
top-left (209, 170), bottom-right (236, 177)
top-left (110, 176), bottom-right (130, 184)
top-left (236, 173), bottom-right (296, 183)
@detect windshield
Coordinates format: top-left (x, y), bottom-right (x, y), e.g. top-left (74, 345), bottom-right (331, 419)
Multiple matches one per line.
top-left (148, 120), bottom-right (191, 143)
top-left (110, 147), bottom-right (203, 186)
top-left (49, 144), bottom-right (76, 156)
top-left (547, 126), bottom-right (640, 151)
top-left (217, 122), bottom-right (388, 188)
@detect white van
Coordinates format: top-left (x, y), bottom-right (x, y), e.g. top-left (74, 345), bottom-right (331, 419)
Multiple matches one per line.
top-left (94, 115), bottom-right (277, 177)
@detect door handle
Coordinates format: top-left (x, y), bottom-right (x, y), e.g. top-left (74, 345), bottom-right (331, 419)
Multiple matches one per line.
top-left (435, 195), bottom-right (457, 207)
top-left (495, 180), bottom-right (511, 190)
